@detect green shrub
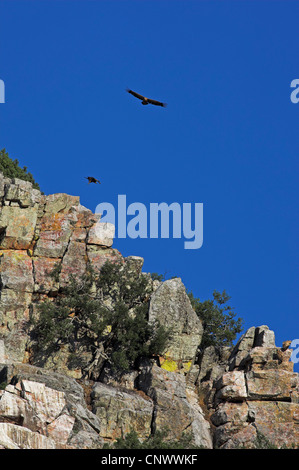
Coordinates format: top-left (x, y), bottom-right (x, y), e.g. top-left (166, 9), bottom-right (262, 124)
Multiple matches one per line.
top-left (0, 381), bottom-right (7, 390)
top-left (104, 428), bottom-right (201, 449)
top-left (188, 290), bottom-right (243, 351)
top-left (0, 148), bottom-right (41, 191)
top-left (30, 261), bottom-right (171, 377)
top-left (252, 430), bottom-right (278, 449)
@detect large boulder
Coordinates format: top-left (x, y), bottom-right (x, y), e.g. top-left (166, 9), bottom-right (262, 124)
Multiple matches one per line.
top-left (148, 278), bottom-right (203, 369)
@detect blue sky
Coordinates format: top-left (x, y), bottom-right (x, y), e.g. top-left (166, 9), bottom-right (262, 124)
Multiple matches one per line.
top-left (0, 1), bottom-right (298, 367)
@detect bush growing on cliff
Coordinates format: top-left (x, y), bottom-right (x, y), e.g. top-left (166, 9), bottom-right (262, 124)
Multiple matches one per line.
top-left (188, 290), bottom-right (243, 351)
top-left (104, 428), bottom-right (200, 449)
top-left (0, 148), bottom-right (41, 190)
top-left (30, 261), bottom-right (171, 377)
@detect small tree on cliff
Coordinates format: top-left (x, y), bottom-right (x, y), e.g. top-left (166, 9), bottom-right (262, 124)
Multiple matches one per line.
top-left (0, 148), bottom-right (41, 190)
top-left (30, 261), bottom-right (171, 377)
top-left (188, 290), bottom-right (243, 351)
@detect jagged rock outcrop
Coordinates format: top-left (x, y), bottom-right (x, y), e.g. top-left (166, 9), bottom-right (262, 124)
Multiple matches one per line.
top-left (0, 363), bottom-right (102, 449)
top-left (198, 325), bottom-right (299, 448)
top-left (0, 173), bottom-right (298, 449)
top-left (149, 278), bottom-right (203, 372)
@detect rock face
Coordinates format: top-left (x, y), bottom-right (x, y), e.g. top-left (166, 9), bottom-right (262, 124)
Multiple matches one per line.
top-left (0, 363), bottom-right (103, 449)
top-left (200, 325), bottom-right (299, 448)
top-left (137, 360), bottom-right (213, 448)
top-left (91, 382), bottom-right (154, 441)
top-left (0, 173), bottom-right (298, 449)
top-left (149, 278), bottom-right (203, 372)
top-left (0, 175), bottom-right (122, 364)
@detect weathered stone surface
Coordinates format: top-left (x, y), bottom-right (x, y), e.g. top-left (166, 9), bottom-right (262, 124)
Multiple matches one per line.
top-left (0, 379), bottom-right (75, 447)
top-left (247, 401), bottom-right (299, 448)
top-left (229, 325), bottom-right (276, 371)
top-left (47, 413), bottom-right (76, 445)
top-left (215, 371), bottom-right (247, 402)
top-left (148, 278), bottom-right (203, 364)
top-left (0, 250), bottom-right (34, 292)
top-left (92, 382), bottom-right (153, 441)
top-left (228, 326), bottom-right (256, 370)
top-left (87, 222), bottom-right (115, 247)
top-left (4, 178), bottom-right (41, 208)
top-left (0, 206), bottom-right (38, 249)
top-left (87, 246), bottom-right (123, 272)
top-left (43, 193), bottom-right (80, 215)
top-left (211, 401), bottom-right (249, 427)
top-left (60, 240), bottom-right (87, 286)
top-left (72, 204), bottom-right (100, 229)
top-left (0, 422), bottom-right (56, 449)
top-left (0, 379), bottom-right (72, 437)
top-left (218, 424), bottom-right (257, 449)
top-left (0, 363), bottom-right (102, 448)
top-left (70, 227), bottom-right (87, 242)
top-left (34, 213), bottom-right (73, 258)
top-left (0, 290), bottom-right (32, 363)
top-left (254, 325), bottom-right (276, 348)
top-left (207, 326), bottom-right (299, 448)
top-left (196, 345), bottom-right (231, 407)
top-left (246, 369), bottom-right (297, 400)
top-left (0, 288), bottom-right (32, 312)
top-left (0, 173), bottom-right (8, 200)
top-left (0, 339), bottom-right (6, 363)
top-left (32, 257), bottom-right (61, 292)
top-left (137, 362), bottom-right (213, 448)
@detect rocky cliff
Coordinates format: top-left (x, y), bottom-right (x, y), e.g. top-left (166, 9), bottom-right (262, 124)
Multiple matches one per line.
top-left (0, 174), bottom-right (298, 449)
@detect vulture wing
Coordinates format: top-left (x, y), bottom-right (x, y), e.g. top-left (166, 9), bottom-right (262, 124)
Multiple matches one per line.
top-left (147, 98), bottom-right (167, 107)
top-left (126, 89), bottom-right (145, 101)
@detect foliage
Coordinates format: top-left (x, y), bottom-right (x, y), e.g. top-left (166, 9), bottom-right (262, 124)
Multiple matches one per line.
top-left (252, 430), bottom-right (278, 449)
top-left (0, 148), bottom-right (41, 191)
top-left (0, 382), bottom-right (7, 391)
top-left (30, 261), bottom-right (171, 376)
top-left (103, 428), bottom-right (201, 449)
top-left (250, 430), bottom-right (298, 449)
top-left (188, 290), bottom-right (243, 351)
top-left (150, 272), bottom-right (178, 282)
top-left (150, 272), bottom-right (165, 282)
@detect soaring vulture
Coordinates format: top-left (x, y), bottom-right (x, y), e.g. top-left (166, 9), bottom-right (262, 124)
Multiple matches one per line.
top-left (85, 176), bottom-right (101, 184)
top-left (126, 89), bottom-right (167, 107)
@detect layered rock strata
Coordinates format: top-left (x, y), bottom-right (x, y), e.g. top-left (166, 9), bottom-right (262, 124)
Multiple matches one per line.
top-left (0, 173), bottom-right (298, 449)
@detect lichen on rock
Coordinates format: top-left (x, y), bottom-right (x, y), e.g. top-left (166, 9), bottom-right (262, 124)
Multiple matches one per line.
top-left (0, 172), bottom-right (298, 449)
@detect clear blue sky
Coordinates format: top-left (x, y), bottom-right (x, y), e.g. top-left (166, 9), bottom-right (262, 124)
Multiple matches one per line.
top-left (0, 1), bottom-right (298, 368)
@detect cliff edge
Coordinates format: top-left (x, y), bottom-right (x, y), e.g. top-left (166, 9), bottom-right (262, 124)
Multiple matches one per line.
top-left (0, 174), bottom-right (298, 449)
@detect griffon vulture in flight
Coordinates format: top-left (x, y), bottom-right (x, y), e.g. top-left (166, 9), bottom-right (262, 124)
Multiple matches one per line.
top-left (85, 176), bottom-right (101, 185)
top-left (126, 89), bottom-right (167, 107)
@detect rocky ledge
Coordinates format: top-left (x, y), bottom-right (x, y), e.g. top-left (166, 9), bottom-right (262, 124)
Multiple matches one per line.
top-left (0, 174), bottom-right (298, 449)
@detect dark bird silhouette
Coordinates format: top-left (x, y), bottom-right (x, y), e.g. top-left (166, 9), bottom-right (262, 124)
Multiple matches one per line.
top-left (126, 89), bottom-right (167, 107)
top-left (85, 176), bottom-right (101, 185)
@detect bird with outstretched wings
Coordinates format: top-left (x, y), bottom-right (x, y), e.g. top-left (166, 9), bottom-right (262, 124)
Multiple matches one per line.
top-left (126, 89), bottom-right (167, 107)
top-left (85, 176), bottom-right (101, 184)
